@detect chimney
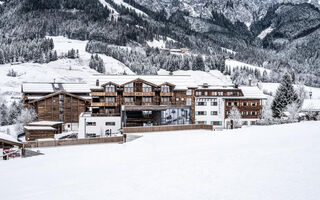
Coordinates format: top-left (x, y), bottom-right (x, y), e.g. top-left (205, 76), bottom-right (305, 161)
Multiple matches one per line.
top-left (203, 83), bottom-right (208, 88)
top-left (53, 78), bottom-right (56, 83)
top-left (96, 79), bottom-right (100, 86)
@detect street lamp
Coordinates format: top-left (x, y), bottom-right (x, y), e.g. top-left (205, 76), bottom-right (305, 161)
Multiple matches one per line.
top-left (309, 91), bottom-right (313, 99)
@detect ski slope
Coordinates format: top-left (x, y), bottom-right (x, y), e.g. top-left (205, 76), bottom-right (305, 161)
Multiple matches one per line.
top-left (1, 121), bottom-right (320, 200)
top-left (113, 0), bottom-right (148, 17)
top-left (225, 59), bottom-right (271, 74)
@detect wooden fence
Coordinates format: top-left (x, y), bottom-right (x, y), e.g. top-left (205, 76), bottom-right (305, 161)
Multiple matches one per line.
top-left (123, 124), bottom-right (213, 133)
top-left (23, 136), bottom-right (123, 148)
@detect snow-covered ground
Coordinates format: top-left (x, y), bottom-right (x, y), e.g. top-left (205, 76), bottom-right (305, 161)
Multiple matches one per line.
top-left (260, 82), bottom-right (320, 99)
top-left (147, 37), bottom-right (176, 49)
top-left (225, 59), bottom-right (271, 74)
top-left (158, 69), bottom-right (232, 86)
top-left (0, 36), bottom-right (133, 104)
top-left (1, 121), bottom-right (320, 200)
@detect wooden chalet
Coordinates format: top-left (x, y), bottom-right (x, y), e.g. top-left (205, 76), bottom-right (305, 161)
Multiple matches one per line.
top-left (22, 83), bottom-right (91, 124)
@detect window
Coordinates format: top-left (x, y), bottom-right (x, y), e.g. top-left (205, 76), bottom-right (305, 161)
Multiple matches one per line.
top-left (251, 111), bottom-right (257, 115)
top-left (186, 98), bottom-right (192, 106)
top-left (124, 97), bottom-right (134, 103)
top-left (211, 111), bottom-right (218, 115)
top-left (86, 122), bottom-right (96, 126)
top-left (92, 97), bottom-right (100, 103)
top-left (176, 98), bottom-right (180, 101)
top-left (196, 102), bottom-right (206, 106)
top-left (234, 102), bottom-right (238, 106)
top-left (227, 102), bottom-right (232, 106)
top-left (161, 97), bottom-right (171, 103)
top-left (186, 90), bottom-right (192, 96)
top-left (197, 121), bottom-right (207, 125)
top-left (251, 102), bottom-right (257, 106)
top-left (86, 133), bottom-right (97, 138)
top-left (106, 97), bottom-right (115, 103)
top-left (161, 85), bottom-right (170, 93)
top-left (218, 92), bottom-right (223, 96)
top-left (124, 83), bottom-right (134, 92)
top-left (251, 121), bottom-right (257, 125)
top-left (204, 92), bottom-right (208, 96)
top-left (106, 108), bottom-right (115, 114)
top-left (196, 91), bottom-right (202, 96)
top-left (227, 92), bottom-right (233, 96)
top-left (143, 97), bottom-right (152, 103)
top-left (211, 121), bottom-right (222, 126)
top-left (105, 84), bottom-right (115, 92)
top-left (181, 98), bottom-right (185, 101)
top-left (242, 111), bottom-right (248, 116)
top-left (143, 83), bottom-right (152, 92)
top-left (211, 91), bottom-right (217, 96)
top-left (196, 111), bottom-right (207, 115)
top-left (211, 102), bottom-right (218, 106)
top-left (242, 102), bottom-right (248, 106)
top-left (105, 122), bottom-right (116, 126)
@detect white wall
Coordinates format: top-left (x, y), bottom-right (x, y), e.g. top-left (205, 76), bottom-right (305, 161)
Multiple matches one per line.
top-left (195, 97), bottom-right (225, 127)
top-left (79, 115), bottom-right (121, 139)
top-left (64, 123), bottom-right (79, 132)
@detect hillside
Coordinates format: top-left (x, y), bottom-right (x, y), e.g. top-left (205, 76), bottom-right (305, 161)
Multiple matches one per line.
top-left (0, 0), bottom-right (320, 87)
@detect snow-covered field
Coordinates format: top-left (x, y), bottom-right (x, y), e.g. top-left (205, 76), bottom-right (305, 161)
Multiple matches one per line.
top-left (225, 59), bottom-right (271, 74)
top-left (0, 36), bottom-right (133, 103)
top-left (1, 121), bottom-right (320, 200)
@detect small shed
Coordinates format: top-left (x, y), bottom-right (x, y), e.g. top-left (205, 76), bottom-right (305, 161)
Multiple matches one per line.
top-left (28, 121), bottom-right (63, 134)
top-left (301, 99), bottom-right (320, 120)
top-left (24, 126), bottom-right (57, 141)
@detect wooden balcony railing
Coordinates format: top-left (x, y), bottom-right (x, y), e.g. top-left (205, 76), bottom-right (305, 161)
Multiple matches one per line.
top-left (160, 92), bottom-right (174, 96)
top-left (91, 102), bottom-right (117, 107)
top-left (123, 92), bottom-right (155, 96)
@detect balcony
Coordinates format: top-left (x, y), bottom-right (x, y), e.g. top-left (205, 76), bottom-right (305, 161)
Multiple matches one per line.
top-left (160, 92), bottom-right (174, 96)
top-left (91, 92), bottom-right (117, 96)
top-left (91, 102), bottom-right (118, 107)
top-left (123, 92), bottom-right (155, 96)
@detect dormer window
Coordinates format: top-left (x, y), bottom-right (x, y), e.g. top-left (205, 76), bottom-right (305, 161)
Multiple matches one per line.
top-left (143, 83), bottom-right (152, 92)
top-left (105, 84), bottom-right (115, 93)
top-left (124, 83), bottom-right (134, 92)
top-left (161, 85), bottom-right (170, 93)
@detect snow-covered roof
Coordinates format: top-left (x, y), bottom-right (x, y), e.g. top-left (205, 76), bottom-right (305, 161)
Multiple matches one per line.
top-left (28, 121), bottom-right (63, 126)
top-left (301, 99), bottom-right (320, 111)
top-left (22, 82), bottom-right (90, 93)
top-left (92, 75), bottom-right (199, 90)
top-left (0, 132), bottom-right (20, 144)
top-left (239, 87), bottom-right (268, 99)
top-left (24, 126), bottom-right (56, 131)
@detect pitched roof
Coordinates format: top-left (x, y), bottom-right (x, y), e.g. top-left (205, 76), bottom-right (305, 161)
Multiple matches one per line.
top-left (22, 82), bottom-right (90, 93)
top-left (0, 132), bottom-right (21, 146)
top-left (28, 121), bottom-right (64, 126)
top-left (29, 91), bottom-right (90, 104)
top-left (24, 126), bottom-right (56, 131)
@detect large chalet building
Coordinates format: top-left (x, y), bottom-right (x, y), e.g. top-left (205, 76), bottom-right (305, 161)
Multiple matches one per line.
top-left (22, 74), bottom-right (267, 140)
top-left (22, 82), bottom-right (91, 132)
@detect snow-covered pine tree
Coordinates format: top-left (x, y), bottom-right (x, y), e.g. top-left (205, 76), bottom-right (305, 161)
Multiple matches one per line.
top-left (271, 73), bottom-right (299, 118)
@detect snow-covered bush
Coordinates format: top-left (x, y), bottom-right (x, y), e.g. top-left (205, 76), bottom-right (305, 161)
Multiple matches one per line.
top-left (14, 108), bottom-right (37, 134)
top-left (284, 102), bottom-right (300, 122)
top-left (259, 97), bottom-right (274, 125)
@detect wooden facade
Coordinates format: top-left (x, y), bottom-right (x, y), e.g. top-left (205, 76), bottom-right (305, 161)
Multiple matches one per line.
top-left (25, 129), bottom-right (56, 141)
top-left (28, 91), bottom-right (90, 123)
top-left (224, 99), bottom-right (262, 119)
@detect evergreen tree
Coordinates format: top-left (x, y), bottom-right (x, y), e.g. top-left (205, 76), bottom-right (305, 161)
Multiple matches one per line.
top-left (271, 73), bottom-right (299, 118)
top-left (0, 49), bottom-right (5, 64)
top-left (193, 55), bottom-right (205, 71)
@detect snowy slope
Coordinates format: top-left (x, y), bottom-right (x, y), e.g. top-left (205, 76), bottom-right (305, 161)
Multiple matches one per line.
top-left (225, 59), bottom-right (271, 74)
top-left (260, 82), bottom-right (320, 99)
top-left (0, 36), bottom-right (133, 104)
top-left (257, 26), bottom-right (274, 39)
top-left (1, 121), bottom-right (320, 200)
top-left (113, 0), bottom-right (148, 17)
top-left (147, 37), bottom-right (176, 48)
top-left (98, 0), bottom-right (119, 18)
